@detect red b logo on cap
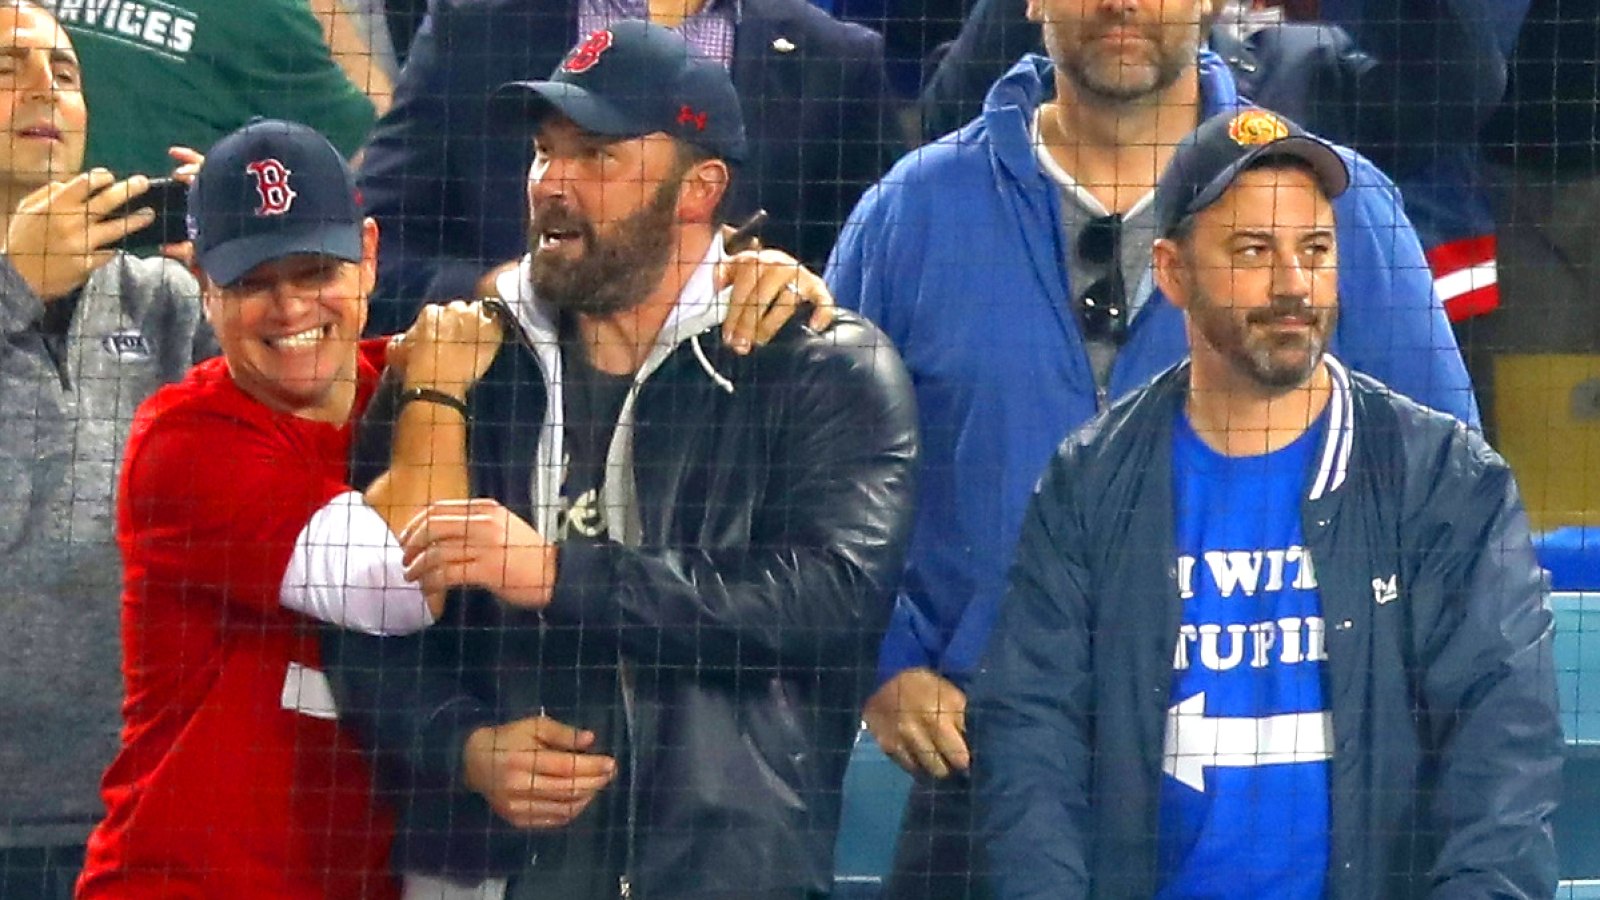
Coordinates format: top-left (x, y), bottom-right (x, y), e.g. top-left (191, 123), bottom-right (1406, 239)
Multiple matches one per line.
top-left (563, 30), bottom-right (613, 73)
top-left (245, 159), bottom-right (296, 216)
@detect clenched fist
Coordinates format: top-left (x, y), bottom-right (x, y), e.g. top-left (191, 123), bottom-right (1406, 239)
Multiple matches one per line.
top-left (392, 299), bottom-right (504, 394)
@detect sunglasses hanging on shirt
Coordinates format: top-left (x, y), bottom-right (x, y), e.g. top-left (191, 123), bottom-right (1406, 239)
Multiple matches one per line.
top-left (1077, 213), bottom-right (1128, 345)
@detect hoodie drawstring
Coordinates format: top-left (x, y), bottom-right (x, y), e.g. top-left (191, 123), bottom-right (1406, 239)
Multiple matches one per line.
top-left (691, 333), bottom-right (735, 394)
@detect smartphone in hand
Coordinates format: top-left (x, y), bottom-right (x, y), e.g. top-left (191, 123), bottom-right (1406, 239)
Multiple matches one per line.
top-left (106, 177), bottom-right (189, 251)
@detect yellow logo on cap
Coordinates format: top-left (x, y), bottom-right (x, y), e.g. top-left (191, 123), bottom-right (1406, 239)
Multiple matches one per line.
top-left (1228, 109), bottom-right (1290, 146)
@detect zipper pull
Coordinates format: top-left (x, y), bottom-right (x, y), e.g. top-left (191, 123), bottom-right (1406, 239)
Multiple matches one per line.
top-left (619, 875), bottom-right (632, 898)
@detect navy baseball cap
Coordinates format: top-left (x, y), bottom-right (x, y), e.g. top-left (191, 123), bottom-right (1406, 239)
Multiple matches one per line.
top-left (1154, 107), bottom-right (1350, 238)
top-left (490, 19), bottom-right (747, 163)
top-left (190, 119), bottom-right (364, 287)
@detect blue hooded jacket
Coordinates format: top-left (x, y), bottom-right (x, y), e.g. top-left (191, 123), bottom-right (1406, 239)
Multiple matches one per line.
top-left (827, 52), bottom-right (1479, 690)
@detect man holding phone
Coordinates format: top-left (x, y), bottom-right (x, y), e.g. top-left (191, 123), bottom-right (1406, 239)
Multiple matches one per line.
top-left (0, 2), bottom-right (212, 897)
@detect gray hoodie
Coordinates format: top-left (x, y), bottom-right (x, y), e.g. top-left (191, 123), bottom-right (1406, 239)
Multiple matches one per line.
top-left (0, 253), bottom-right (209, 847)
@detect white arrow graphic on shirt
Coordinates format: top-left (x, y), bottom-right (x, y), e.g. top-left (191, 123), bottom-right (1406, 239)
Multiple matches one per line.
top-left (1162, 692), bottom-right (1333, 793)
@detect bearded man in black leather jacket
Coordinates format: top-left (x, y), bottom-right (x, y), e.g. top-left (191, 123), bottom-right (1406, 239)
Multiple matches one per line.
top-left (324, 22), bottom-right (918, 900)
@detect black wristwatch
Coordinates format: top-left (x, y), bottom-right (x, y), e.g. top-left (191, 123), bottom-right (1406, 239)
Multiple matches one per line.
top-left (397, 387), bottom-right (470, 419)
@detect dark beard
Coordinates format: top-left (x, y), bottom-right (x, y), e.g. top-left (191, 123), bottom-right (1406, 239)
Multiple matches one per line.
top-left (1189, 282), bottom-right (1335, 393)
top-left (529, 179), bottom-right (680, 317)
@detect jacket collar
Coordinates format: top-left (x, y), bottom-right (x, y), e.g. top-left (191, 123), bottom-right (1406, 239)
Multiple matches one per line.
top-left (1195, 47), bottom-right (1242, 115)
top-left (1151, 354), bottom-right (1355, 501)
top-left (491, 235), bottom-right (734, 539)
top-left (980, 54), bottom-right (1054, 188)
top-left (1308, 355), bottom-right (1355, 500)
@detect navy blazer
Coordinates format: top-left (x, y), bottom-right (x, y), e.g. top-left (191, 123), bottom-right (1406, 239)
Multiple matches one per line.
top-left (360, 0), bottom-right (897, 335)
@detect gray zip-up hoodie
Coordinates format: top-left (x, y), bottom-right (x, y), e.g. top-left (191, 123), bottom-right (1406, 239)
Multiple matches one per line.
top-left (0, 253), bottom-right (209, 847)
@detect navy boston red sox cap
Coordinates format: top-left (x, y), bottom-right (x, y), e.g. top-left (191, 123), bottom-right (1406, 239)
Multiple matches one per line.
top-left (490, 19), bottom-right (748, 163)
top-left (190, 118), bottom-right (364, 288)
top-left (1154, 107), bottom-right (1350, 238)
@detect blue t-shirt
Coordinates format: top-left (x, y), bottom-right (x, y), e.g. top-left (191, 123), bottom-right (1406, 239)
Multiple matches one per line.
top-left (1156, 412), bottom-right (1332, 900)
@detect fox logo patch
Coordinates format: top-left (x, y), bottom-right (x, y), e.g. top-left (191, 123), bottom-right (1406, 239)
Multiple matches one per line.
top-left (103, 329), bottom-right (151, 361)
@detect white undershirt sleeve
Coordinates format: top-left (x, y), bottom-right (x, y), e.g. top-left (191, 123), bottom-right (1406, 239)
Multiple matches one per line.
top-left (281, 490), bottom-right (435, 636)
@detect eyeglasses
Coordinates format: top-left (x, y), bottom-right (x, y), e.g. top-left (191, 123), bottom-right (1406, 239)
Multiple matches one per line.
top-left (1077, 213), bottom-right (1127, 345)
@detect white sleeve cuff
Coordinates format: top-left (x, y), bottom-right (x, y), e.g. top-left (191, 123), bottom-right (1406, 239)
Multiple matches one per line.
top-left (281, 491), bottom-right (435, 636)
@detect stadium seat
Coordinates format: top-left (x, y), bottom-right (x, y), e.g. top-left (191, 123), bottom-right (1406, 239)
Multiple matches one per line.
top-left (1552, 593), bottom-right (1600, 880)
top-left (1538, 528), bottom-right (1600, 591)
top-left (1552, 592), bottom-right (1600, 747)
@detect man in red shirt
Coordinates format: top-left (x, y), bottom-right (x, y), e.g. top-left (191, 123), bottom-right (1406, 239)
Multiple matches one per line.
top-left (77, 119), bottom-right (502, 900)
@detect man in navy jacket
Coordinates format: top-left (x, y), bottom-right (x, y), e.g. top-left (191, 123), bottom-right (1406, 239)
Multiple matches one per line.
top-left (358, 0), bottom-right (897, 335)
top-left (970, 110), bottom-right (1559, 898)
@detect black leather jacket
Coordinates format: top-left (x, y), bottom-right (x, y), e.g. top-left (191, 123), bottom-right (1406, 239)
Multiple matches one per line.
top-left (325, 279), bottom-right (918, 898)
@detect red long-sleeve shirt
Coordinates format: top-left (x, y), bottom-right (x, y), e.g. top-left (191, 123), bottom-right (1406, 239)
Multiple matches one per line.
top-left (79, 343), bottom-right (398, 900)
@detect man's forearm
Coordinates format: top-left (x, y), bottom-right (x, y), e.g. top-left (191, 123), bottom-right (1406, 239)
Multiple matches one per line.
top-left (365, 386), bottom-right (470, 538)
top-left (281, 491), bottom-right (435, 635)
